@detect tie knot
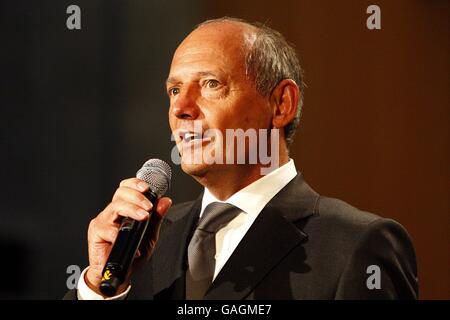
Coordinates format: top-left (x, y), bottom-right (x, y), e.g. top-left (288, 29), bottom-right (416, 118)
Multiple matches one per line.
top-left (197, 202), bottom-right (241, 233)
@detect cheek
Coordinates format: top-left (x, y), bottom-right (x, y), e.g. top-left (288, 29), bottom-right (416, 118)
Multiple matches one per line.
top-left (168, 111), bottom-right (177, 132)
top-left (239, 101), bottom-right (272, 130)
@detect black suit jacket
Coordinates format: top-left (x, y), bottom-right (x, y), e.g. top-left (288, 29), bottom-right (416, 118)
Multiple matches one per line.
top-left (65, 173), bottom-right (418, 299)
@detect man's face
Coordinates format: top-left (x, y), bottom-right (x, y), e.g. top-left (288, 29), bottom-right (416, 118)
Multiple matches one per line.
top-left (167, 22), bottom-right (272, 177)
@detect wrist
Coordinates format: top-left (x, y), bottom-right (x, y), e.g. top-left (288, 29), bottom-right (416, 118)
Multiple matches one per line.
top-left (85, 266), bottom-right (131, 297)
top-left (85, 266), bottom-right (103, 295)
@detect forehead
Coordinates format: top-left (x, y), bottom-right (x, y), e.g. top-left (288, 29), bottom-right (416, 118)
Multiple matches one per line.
top-left (168, 22), bottom-right (256, 80)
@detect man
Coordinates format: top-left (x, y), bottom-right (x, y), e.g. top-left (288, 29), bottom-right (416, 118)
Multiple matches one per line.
top-left (65, 17), bottom-right (418, 299)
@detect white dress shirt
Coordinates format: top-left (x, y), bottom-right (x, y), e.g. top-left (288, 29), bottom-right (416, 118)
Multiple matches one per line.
top-left (77, 159), bottom-right (297, 300)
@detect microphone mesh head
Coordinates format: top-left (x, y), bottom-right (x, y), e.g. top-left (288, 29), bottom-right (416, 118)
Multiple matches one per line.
top-left (136, 159), bottom-right (172, 197)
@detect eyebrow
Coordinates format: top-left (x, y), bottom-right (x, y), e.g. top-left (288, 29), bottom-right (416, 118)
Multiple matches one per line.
top-left (165, 71), bottom-right (219, 86)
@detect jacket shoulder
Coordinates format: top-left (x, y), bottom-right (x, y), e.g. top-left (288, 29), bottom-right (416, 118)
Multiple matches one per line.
top-left (316, 196), bottom-right (381, 228)
top-left (302, 196), bottom-right (418, 298)
top-left (306, 195), bottom-right (412, 253)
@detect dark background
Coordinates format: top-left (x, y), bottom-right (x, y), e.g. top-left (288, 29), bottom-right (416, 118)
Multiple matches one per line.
top-left (0, 0), bottom-right (448, 299)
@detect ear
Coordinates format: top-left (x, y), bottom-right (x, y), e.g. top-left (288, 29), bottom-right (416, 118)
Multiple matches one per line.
top-left (270, 79), bottom-right (299, 129)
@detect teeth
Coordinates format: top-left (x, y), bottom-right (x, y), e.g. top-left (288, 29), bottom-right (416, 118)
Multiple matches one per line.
top-left (184, 132), bottom-right (202, 142)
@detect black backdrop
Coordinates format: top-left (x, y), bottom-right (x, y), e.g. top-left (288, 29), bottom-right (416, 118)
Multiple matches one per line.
top-left (1, 0), bottom-right (449, 299)
top-left (1, 0), bottom-right (204, 298)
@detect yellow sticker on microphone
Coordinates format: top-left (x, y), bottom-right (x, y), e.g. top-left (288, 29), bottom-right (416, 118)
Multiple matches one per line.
top-left (102, 270), bottom-right (112, 281)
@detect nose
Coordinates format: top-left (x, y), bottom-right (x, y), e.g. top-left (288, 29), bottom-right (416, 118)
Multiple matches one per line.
top-left (170, 87), bottom-right (200, 120)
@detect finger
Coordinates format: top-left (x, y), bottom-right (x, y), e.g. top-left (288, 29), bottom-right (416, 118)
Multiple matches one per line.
top-left (109, 200), bottom-right (150, 221)
top-left (119, 178), bottom-right (149, 192)
top-left (89, 220), bottom-right (119, 244)
top-left (112, 186), bottom-right (153, 211)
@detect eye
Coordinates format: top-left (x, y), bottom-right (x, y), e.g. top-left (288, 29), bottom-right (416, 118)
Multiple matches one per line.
top-left (168, 87), bottom-right (180, 96)
top-left (206, 79), bottom-right (220, 89)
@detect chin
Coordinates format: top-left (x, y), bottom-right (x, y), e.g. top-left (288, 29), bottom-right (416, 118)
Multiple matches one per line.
top-left (180, 161), bottom-right (210, 177)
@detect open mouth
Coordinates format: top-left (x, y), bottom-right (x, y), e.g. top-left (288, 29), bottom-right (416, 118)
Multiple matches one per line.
top-left (183, 132), bottom-right (204, 142)
top-left (177, 130), bottom-right (213, 145)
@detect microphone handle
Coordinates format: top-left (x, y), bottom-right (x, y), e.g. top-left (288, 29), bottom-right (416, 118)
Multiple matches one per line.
top-left (99, 190), bottom-right (157, 297)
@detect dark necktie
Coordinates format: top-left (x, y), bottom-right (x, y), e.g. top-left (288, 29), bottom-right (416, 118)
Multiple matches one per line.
top-left (185, 202), bottom-right (241, 299)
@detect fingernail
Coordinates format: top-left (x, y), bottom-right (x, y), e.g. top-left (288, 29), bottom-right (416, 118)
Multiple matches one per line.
top-left (141, 200), bottom-right (152, 211)
top-left (137, 209), bottom-right (149, 218)
top-left (137, 182), bottom-right (148, 191)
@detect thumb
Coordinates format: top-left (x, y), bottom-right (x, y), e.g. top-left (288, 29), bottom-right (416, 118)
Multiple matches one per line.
top-left (154, 197), bottom-right (172, 219)
top-left (149, 197), bottom-right (172, 242)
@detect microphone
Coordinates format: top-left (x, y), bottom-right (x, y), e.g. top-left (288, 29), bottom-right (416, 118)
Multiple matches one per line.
top-left (99, 159), bottom-right (172, 297)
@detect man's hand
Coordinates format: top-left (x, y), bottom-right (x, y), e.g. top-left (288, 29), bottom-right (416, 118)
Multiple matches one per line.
top-left (85, 178), bottom-right (172, 296)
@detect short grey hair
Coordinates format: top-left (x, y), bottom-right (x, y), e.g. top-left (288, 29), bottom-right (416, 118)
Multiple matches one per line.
top-left (197, 17), bottom-right (305, 147)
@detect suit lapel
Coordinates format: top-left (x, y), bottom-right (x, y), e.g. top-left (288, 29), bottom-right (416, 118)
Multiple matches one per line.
top-left (132, 173), bottom-right (319, 300)
top-left (204, 173), bottom-right (319, 300)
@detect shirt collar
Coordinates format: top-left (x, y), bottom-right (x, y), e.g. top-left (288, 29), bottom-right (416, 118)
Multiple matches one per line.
top-left (200, 159), bottom-right (297, 218)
